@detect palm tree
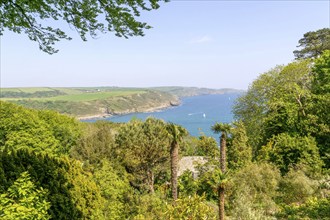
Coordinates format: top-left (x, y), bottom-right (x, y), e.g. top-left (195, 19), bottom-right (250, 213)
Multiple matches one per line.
top-left (212, 123), bottom-right (231, 220)
top-left (166, 123), bottom-right (188, 201)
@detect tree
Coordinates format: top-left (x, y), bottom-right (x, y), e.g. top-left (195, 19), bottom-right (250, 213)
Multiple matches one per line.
top-left (166, 123), bottom-right (188, 201)
top-left (233, 60), bottom-right (315, 155)
top-left (233, 65), bottom-right (284, 153)
top-left (211, 122), bottom-right (231, 220)
top-left (93, 159), bottom-right (133, 219)
top-left (0, 101), bottom-right (81, 156)
top-left (0, 148), bottom-right (104, 219)
top-left (0, 0), bottom-right (166, 54)
top-left (196, 135), bottom-right (219, 158)
top-left (115, 118), bottom-right (170, 193)
top-left (0, 171), bottom-right (51, 220)
top-left (228, 163), bottom-right (281, 219)
top-left (293, 28), bottom-right (330, 59)
top-left (310, 50), bottom-right (330, 167)
top-left (259, 133), bottom-right (323, 175)
top-left (70, 121), bottom-right (117, 167)
top-left (227, 121), bottom-right (251, 170)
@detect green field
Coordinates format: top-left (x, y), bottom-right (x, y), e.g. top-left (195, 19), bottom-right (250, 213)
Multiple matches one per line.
top-left (0, 87), bottom-right (147, 101)
top-left (44, 90), bottom-right (146, 102)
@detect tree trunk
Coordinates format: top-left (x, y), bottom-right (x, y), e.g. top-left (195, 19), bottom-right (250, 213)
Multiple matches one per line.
top-left (219, 186), bottom-right (225, 220)
top-left (219, 132), bottom-right (226, 220)
top-left (220, 133), bottom-right (227, 173)
top-left (170, 141), bottom-right (179, 201)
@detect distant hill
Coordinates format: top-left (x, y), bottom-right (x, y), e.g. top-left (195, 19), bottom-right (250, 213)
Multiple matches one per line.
top-left (151, 86), bottom-right (244, 97)
top-left (0, 86), bottom-right (242, 119)
top-left (0, 87), bottom-right (179, 119)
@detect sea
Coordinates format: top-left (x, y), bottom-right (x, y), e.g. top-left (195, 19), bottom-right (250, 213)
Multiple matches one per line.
top-left (84, 93), bottom-right (241, 140)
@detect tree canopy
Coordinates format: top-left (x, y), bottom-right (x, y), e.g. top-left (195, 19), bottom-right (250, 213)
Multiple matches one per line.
top-left (0, 0), bottom-right (165, 54)
top-left (293, 28), bottom-right (330, 59)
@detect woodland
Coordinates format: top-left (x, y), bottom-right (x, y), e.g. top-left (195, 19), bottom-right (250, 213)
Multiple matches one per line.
top-left (1, 1), bottom-right (330, 218)
top-left (0, 28), bottom-right (329, 219)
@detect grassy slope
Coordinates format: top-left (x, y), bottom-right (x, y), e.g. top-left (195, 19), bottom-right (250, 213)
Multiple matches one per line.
top-left (0, 87), bottom-right (178, 117)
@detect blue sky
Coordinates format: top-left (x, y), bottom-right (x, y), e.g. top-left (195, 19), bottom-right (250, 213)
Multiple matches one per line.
top-left (1, 1), bottom-right (329, 89)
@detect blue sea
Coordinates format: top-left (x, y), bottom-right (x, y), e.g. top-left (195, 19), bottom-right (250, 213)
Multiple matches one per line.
top-left (84, 93), bottom-right (240, 140)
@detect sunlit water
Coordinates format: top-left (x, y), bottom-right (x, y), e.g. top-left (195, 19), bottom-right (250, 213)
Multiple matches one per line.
top-left (83, 93), bottom-right (241, 140)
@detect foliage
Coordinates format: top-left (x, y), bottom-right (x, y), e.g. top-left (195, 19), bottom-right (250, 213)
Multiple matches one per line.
top-left (132, 193), bottom-right (167, 220)
top-left (277, 197), bottom-right (330, 220)
top-left (278, 168), bottom-right (318, 205)
top-left (293, 28), bottom-right (330, 59)
top-left (178, 170), bottom-right (198, 197)
top-left (70, 121), bottom-right (117, 167)
top-left (93, 159), bottom-right (132, 219)
top-left (228, 184), bottom-right (274, 220)
top-left (228, 163), bottom-right (281, 215)
top-left (211, 123), bottom-right (231, 136)
top-left (165, 194), bottom-right (217, 219)
top-left (0, 171), bottom-right (51, 220)
top-left (196, 135), bottom-right (219, 158)
top-left (0, 101), bottom-right (81, 155)
top-left (197, 167), bottom-right (227, 202)
top-left (233, 65), bottom-right (284, 153)
top-left (0, 149), bottom-right (104, 219)
top-left (227, 121), bottom-right (251, 170)
top-left (0, 0), bottom-right (166, 54)
top-left (37, 110), bottom-right (82, 154)
top-left (310, 50), bottom-right (330, 167)
top-left (233, 59), bottom-right (330, 171)
top-left (259, 133), bottom-right (323, 174)
top-left (115, 118), bottom-right (170, 193)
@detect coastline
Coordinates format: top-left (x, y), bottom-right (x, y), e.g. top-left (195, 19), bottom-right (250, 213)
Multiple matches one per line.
top-left (78, 100), bottom-right (180, 121)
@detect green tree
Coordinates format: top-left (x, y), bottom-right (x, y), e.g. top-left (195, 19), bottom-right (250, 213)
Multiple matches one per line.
top-left (211, 122), bottom-right (231, 220)
top-left (0, 171), bottom-right (51, 220)
top-left (227, 121), bottom-right (251, 170)
top-left (166, 123), bottom-right (188, 201)
top-left (233, 60), bottom-right (316, 156)
top-left (196, 135), bottom-right (219, 158)
top-left (93, 159), bottom-right (133, 219)
top-left (0, 101), bottom-right (81, 156)
top-left (293, 28), bottom-right (330, 59)
top-left (228, 163), bottom-right (281, 218)
top-left (278, 168), bottom-right (318, 205)
top-left (116, 118), bottom-right (170, 193)
top-left (259, 133), bottom-right (323, 175)
top-left (1, 0), bottom-right (166, 54)
top-left (70, 121), bottom-right (117, 167)
top-left (233, 65), bottom-right (284, 154)
top-left (310, 50), bottom-right (330, 168)
top-left (37, 110), bottom-right (81, 154)
top-left (0, 148), bottom-right (104, 219)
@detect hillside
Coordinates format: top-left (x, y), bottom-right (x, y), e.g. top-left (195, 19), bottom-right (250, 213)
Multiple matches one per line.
top-left (0, 87), bottom-right (180, 119)
top-left (0, 86), bottom-right (242, 119)
top-left (151, 86), bottom-right (244, 97)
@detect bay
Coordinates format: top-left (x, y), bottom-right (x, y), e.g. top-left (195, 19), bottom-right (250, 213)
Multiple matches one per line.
top-left (84, 93), bottom-right (240, 139)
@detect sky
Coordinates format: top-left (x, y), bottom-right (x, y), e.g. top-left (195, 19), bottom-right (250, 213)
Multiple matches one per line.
top-left (1, 1), bottom-right (329, 90)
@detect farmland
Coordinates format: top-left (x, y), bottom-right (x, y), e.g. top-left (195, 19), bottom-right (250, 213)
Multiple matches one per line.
top-left (0, 87), bottom-right (178, 118)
